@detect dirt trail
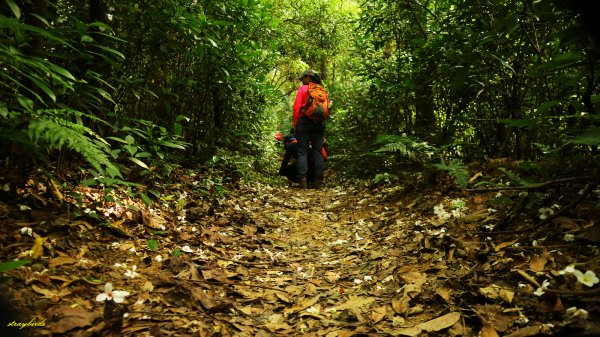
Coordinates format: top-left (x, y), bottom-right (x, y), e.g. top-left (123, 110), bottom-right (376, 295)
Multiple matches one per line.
top-left (2, 177), bottom-right (599, 336)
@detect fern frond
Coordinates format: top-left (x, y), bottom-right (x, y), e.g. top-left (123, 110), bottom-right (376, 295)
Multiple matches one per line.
top-left (432, 157), bottom-right (469, 188)
top-left (28, 118), bottom-right (121, 178)
top-left (375, 142), bottom-right (415, 158)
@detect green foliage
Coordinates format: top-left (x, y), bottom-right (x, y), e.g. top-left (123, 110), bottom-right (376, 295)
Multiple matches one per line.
top-left (498, 167), bottom-right (535, 187)
top-left (0, 259), bottom-right (29, 284)
top-left (374, 134), bottom-right (437, 162)
top-left (432, 157), bottom-right (469, 189)
top-left (373, 172), bottom-right (398, 186)
top-left (28, 118), bottom-right (120, 178)
top-left (108, 118), bottom-right (189, 170)
top-left (574, 127), bottom-right (600, 145)
top-left (147, 239), bottom-right (158, 252)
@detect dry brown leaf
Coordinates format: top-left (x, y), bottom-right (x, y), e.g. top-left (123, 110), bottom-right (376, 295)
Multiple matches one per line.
top-left (31, 284), bottom-right (71, 302)
top-left (481, 324), bottom-right (500, 337)
top-left (370, 306), bottom-right (386, 323)
top-left (417, 312), bottom-right (461, 332)
top-left (389, 327), bottom-right (422, 337)
top-left (435, 287), bottom-right (453, 303)
top-left (46, 305), bottom-right (100, 334)
top-left (401, 271), bottom-right (426, 298)
top-left (283, 294), bottom-right (322, 314)
top-left (275, 291), bottom-right (291, 303)
top-left (336, 296), bottom-right (375, 311)
top-left (479, 284), bottom-right (514, 304)
top-left (494, 239), bottom-right (518, 252)
top-left (392, 296), bottom-right (410, 314)
top-left (48, 256), bottom-right (78, 268)
top-left (529, 249), bottom-right (548, 272)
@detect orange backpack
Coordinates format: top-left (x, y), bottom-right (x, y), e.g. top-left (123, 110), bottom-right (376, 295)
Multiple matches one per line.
top-left (301, 83), bottom-right (330, 122)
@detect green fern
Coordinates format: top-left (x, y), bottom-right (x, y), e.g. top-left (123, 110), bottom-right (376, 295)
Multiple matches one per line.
top-left (373, 134), bottom-right (437, 161)
top-left (432, 157), bottom-right (469, 188)
top-left (28, 118), bottom-right (121, 178)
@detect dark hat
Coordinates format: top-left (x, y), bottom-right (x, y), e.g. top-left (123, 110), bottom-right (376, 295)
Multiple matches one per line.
top-left (298, 69), bottom-right (316, 80)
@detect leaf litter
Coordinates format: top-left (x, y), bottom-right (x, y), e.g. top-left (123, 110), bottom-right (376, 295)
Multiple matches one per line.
top-left (0, 168), bottom-right (599, 336)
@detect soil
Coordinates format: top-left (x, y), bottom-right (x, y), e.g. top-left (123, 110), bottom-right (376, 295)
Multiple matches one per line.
top-left (1, 170), bottom-right (599, 336)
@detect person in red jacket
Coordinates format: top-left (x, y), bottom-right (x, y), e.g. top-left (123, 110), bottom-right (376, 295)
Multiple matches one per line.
top-left (293, 69), bottom-right (328, 189)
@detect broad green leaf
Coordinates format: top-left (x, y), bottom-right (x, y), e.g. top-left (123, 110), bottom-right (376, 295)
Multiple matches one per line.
top-left (0, 259), bottom-right (29, 272)
top-left (29, 77), bottom-right (56, 102)
top-left (47, 63), bottom-right (76, 81)
top-left (207, 37), bottom-right (218, 47)
top-left (95, 45), bottom-right (125, 59)
top-left (159, 141), bottom-right (187, 149)
top-left (147, 239), bottom-right (158, 251)
top-left (128, 157), bottom-right (149, 169)
top-left (5, 0), bottom-right (20, 18)
top-left (81, 34), bottom-right (94, 43)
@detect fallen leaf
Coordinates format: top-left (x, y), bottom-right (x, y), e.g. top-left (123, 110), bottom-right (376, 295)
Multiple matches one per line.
top-left (392, 296), bottom-right (410, 314)
top-left (370, 306), bottom-right (386, 323)
top-left (49, 256), bottom-right (78, 268)
top-left (283, 294), bottom-right (322, 314)
top-left (529, 250), bottom-right (548, 272)
top-left (481, 324), bottom-right (500, 337)
top-left (336, 296), bottom-right (375, 311)
top-left (435, 287), bottom-right (452, 303)
top-left (479, 284), bottom-right (514, 303)
top-left (46, 305), bottom-right (100, 333)
top-left (32, 236), bottom-right (47, 259)
top-left (417, 312), bottom-right (461, 332)
top-left (389, 327), bottom-right (422, 336)
top-left (494, 239), bottom-right (518, 252)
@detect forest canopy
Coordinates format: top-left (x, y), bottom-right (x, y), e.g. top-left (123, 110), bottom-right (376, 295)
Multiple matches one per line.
top-left (0, 0), bottom-right (598, 186)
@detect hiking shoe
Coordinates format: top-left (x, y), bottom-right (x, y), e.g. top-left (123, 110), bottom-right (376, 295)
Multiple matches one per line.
top-left (298, 177), bottom-right (307, 189)
top-left (312, 179), bottom-right (322, 189)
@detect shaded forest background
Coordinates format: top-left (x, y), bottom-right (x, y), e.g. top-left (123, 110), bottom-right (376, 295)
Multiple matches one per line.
top-left (0, 0), bottom-right (599, 195)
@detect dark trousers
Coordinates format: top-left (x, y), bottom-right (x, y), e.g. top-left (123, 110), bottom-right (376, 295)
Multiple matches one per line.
top-left (296, 116), bottom-right (325, 181)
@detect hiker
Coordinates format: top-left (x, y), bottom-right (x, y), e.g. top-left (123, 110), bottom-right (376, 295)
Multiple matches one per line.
top-left (278, 133), bottom-right (301, 183)
top-left (278, 130), bottom-right (328, 186)
top-left (293, 69), bottom-right (329, 189)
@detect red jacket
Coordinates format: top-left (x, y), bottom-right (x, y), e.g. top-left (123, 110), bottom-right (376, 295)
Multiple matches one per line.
top-left (293, 84), bottom-right (310, 126)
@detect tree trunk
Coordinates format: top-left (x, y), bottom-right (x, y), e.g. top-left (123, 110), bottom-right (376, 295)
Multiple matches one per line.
top-left (413, 68), bottom-right (436, 137)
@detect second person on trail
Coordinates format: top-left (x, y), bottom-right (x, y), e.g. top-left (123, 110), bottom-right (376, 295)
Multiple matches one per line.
top-left (293, 69), bottom-right (330, 189)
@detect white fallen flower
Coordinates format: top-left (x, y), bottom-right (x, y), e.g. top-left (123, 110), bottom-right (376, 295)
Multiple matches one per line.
top-left (563, 234), bottom-right (575, 242)
top-left (155, 255), bottom-right (163, 263)
top-left (538, 207), bottom-right (554, 220)
top-left (306, 306), bottom-right (320, 315)
top-left (534, 279), bottom-right (550, 296)
top-left (559, 264), bottom-right (576, 275)
top-left (96, 283), bottom-right (130, 303)
top-left (124, 265), bottom-right (139, 278)
top-left (363, 275), bottom-right (373, 281)
top-left (181, 245), bottom-right (194, 253)
top-left (573, 270), bottom-right (599, 287)
top-left (20, 227), bottom-right (33, 236)
top-left (565, 307), bottom-right (589, 320)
